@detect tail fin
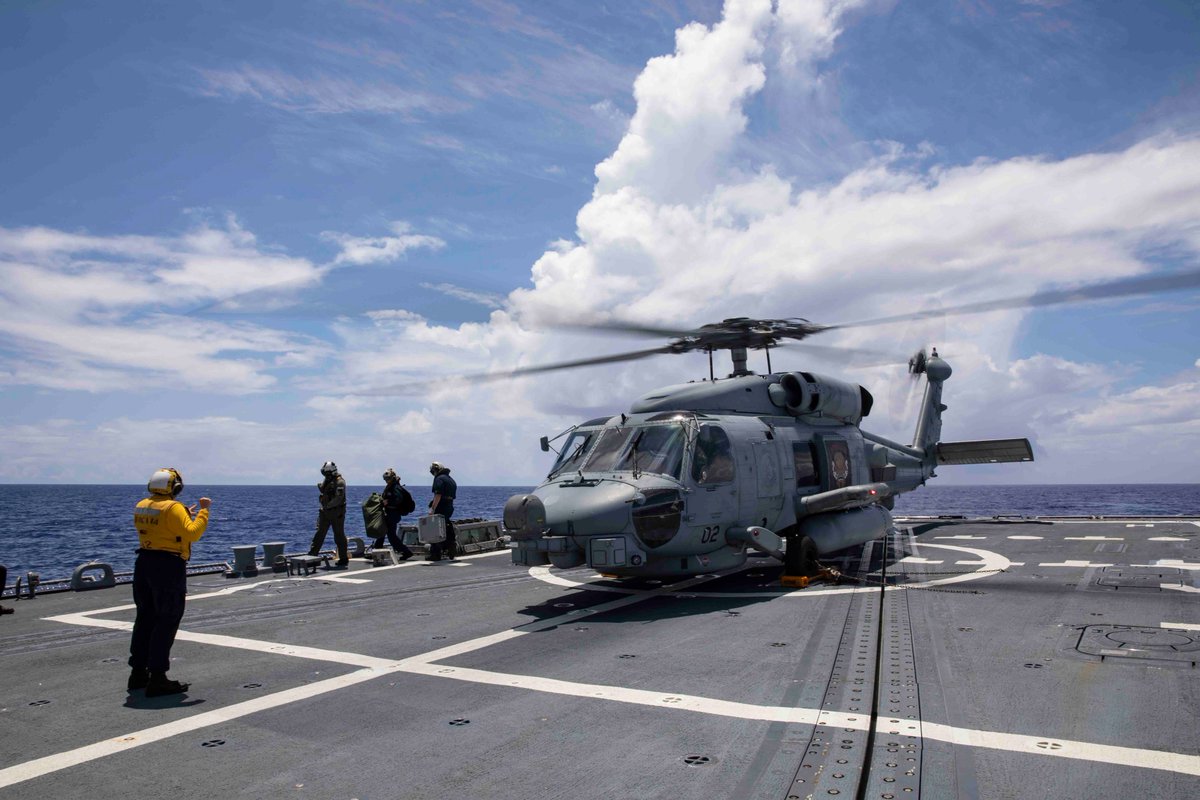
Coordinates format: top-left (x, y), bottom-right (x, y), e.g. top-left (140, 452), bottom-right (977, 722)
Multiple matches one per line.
top-left (911, 349), bottom-right (952, 454)
top-left (910, 351), bottom-right (1035, 465)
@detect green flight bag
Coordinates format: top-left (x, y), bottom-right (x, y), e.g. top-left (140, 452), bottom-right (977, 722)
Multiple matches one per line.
top-left (361, 492), bottom-right (387, 540)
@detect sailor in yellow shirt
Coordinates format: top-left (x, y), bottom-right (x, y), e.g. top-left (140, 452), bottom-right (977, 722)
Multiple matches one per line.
top-left (128, 468), bottom-right (211, 697)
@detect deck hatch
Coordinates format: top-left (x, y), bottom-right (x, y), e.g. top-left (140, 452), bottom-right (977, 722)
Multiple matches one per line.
top-left (1076, 625), bottom-right (1200, 665)
top-left (1093, 566), bottom-right (1184, 590)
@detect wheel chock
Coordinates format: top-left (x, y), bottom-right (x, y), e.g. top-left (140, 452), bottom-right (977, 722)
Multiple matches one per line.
top-left (781, 567), bottom-right (841, 589)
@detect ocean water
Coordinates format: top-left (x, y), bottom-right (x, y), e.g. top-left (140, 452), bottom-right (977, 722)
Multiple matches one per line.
top-left (0, 483), bottom-right (1197, 580)
top-left (0, 485), bottom-right (528, 581)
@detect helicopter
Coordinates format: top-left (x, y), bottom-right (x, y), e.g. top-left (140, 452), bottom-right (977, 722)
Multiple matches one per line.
top-left (370, 269), bottom-right (1200, 583)
top-left (500, 321), bottom-right (1026, 585)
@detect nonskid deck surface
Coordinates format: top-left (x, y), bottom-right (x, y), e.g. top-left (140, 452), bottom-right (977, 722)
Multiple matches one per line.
top-left (1, 519), bottom-right (1198, 800)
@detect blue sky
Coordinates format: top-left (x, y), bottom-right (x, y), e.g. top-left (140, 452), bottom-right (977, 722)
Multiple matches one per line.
top-left (1, 0), bottom-right (1198, 485)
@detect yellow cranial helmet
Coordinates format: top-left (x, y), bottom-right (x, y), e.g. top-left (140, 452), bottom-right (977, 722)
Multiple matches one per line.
top-left (147, 468), bottom-right (184, 497)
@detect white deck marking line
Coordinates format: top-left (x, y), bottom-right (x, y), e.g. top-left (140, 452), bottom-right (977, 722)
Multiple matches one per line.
top-left (394, 661), bottom-right (1200, 778)
top-left (918, 721), bottom-right (1200, 778)
top-left (0, 666), bottom-right (403, 790)
top-left (1037, 561), bottom-right (1114, 568)
top-left (529, 567), bottom-right (630, 593)
top-left (7, 571), bottom-right (735, 790)
top-left (45, 612), bottom-right (396, 668)
top-left (28, 619), bottom-right (1195, 783)
top-left (1048, 521), bottom-right (1181, 527)
top-left (954, 560), bottom-right (987, 566)
top-left (347, 548), bottom-right (509, 574)
top-left (933, 535), bottom-right (987, 540)
top-left (1065, 536), bottom-right (1123, 541)
top-left (898, 557), bottom-right (944, 564)
top-left (1008, 535), bottom-right (1043, 540)
top-left (1148, 537), bottom-right (1189, 542)
top-left (1161, 622), bottom-right (1200, 631)
top-left (24, 555), bottom-right (1200, 784)
top-left (41, 549), bottom-right (513, 623)
top-left (529, 544), bottom-right (1009, 598)
top-left (1163, 584), bottom-right (1200, 594)
top-left (1130, 561), bottom-right (1200, 570)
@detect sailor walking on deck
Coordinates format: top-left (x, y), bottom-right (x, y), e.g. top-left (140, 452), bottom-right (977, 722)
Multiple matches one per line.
top-left (310, 461), bottom-right (349, 567)
top-left (427, 461), bottom-right (457, 562)
top-left (129, 468), bottom-right (210, 697)
top-left (377, 468), bottom-right (415, 560)
top-left (0, 564), bottom-right (11, 615)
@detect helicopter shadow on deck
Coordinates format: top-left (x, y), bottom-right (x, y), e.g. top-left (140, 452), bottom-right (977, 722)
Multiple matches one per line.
top-left (515, 541), bottom-right (925, 628)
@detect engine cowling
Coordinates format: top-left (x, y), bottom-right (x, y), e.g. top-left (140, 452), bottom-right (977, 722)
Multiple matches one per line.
top-left (769, 372), bottom-right (874, 423)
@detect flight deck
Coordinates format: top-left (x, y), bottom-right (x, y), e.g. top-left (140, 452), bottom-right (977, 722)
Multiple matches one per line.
top-left (1, 517), bottom-right (1198, 799)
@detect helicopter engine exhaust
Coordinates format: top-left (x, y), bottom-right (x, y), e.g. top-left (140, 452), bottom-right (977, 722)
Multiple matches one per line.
top-left (773, 372), bottom-right (873, 423)
top-left (797, 505), bottom-right (893, 555)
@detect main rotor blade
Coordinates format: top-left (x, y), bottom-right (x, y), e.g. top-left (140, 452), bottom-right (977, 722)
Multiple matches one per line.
top-left (552, 320), bottom-right (702, 339)
top-left (357, 345), bottom-right (677, 396)
top-left (772, 341), bottom-right (913, 367)
top-left (830, 268), bottom-right (1200, 331)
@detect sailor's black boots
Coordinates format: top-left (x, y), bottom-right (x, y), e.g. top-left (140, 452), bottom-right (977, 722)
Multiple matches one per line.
top-left (145, 672), bottom-right (190, 697)
top-left (127, 666), bottom-right (150, 690)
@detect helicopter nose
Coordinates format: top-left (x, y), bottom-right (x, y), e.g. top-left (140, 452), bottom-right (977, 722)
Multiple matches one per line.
top-left (537, 481), bottom-right (635, 536)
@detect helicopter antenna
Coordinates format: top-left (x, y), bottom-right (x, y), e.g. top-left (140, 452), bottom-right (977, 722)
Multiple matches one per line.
top-left (707, 347), bottom-right (714, 381)
top-left (765, 344), bottom-right (772, 374)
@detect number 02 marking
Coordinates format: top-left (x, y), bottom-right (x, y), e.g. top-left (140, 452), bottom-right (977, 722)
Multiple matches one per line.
top-left (700, 525), bottom-right (722, 544)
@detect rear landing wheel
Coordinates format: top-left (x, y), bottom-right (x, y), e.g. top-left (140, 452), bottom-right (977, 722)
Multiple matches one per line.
top-left (784, 534), bottom-right (821, 578)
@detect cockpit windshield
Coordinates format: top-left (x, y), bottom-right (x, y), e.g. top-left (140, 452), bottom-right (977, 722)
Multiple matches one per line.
top-left (577, 423), bottom-right (687, 480)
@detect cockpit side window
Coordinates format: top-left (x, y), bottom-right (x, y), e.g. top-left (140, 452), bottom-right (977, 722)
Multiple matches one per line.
top-left (691, 425), bottom-right (735, 485)
top-left (548, 430), bottom-right (595, 478)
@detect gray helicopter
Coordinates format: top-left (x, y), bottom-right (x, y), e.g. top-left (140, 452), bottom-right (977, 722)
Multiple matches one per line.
top-left (491, 269), bottom-right (1200, 583)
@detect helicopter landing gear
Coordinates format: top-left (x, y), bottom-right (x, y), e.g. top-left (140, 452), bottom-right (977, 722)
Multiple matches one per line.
top-left (781, 535), bottom-right (841, 588)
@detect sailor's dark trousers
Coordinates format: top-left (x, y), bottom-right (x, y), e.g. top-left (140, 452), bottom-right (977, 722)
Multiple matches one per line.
top-left (429, 517), bottom-right (457, 560)
top-left (375, 512), bottom-right (414, 556)
top-left (129, 549), bottom-right (187, 673)
top-left (310, 506), bottom-right (348, 562)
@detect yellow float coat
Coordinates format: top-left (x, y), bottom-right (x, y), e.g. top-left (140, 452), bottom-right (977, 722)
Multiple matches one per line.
top-left (133, 497), bottom-right (208, 561)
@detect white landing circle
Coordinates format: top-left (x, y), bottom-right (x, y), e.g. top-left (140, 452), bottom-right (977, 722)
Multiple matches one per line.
top-left (528, 543), bottom-right (1010, 598)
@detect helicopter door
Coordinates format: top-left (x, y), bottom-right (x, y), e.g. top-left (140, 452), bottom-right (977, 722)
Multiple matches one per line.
top-left (751, 440), bottom-right (784, 525)
top-left (686, 425), bottom-right (737, 542)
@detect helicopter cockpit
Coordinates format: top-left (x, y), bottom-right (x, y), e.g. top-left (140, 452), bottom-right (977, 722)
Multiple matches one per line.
top-left (546, 413), bottom-right (715, 483)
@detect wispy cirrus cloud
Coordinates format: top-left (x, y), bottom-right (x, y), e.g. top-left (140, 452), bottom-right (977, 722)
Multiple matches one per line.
top-left (322, 221), bottom-right (445, 266)
top-left (194, 65), bottom-right (460, 116)
top-left (420, 281), bottom-right (504, 309)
